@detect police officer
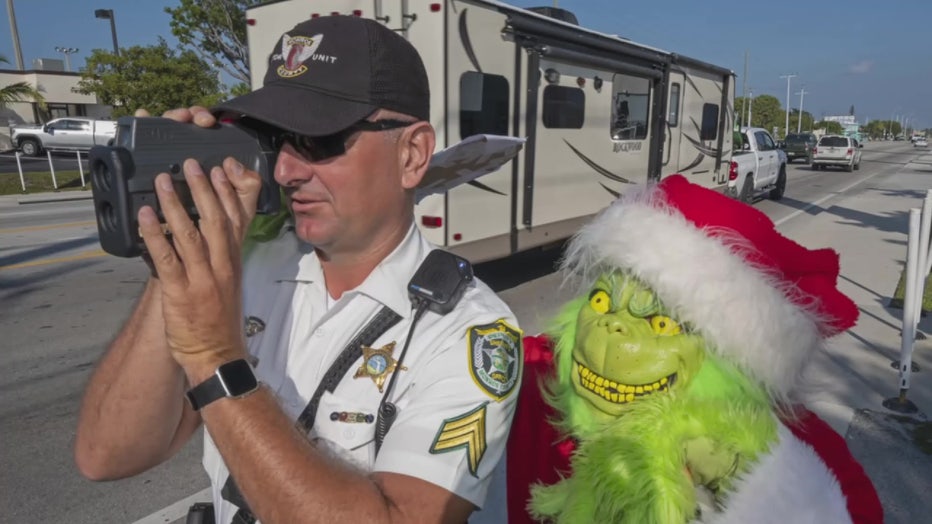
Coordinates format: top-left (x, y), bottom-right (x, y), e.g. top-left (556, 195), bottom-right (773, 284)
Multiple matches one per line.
top-left (75, 15), bottom-right (522, 524)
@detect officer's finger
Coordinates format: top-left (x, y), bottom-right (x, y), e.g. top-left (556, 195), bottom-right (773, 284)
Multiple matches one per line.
top-left (183, 160), bottom-right (233, 272)
top-left (153, 172), bottom-right (209, 271)
top-left (162, 108), bottom-right (195, 123)
top-left (222, 157), bottom-right (263, 238)
top-left (138, 206), bottom-right (186, 286)
top-left (189, 106), bottom-right (216, 129)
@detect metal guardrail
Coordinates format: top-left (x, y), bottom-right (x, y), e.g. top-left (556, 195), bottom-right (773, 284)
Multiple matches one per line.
top-left (14, 150), bottom-right (87, 192)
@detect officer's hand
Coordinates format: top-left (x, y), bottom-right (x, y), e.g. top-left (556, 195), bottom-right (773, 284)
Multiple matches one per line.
top-left (138, 157), bottom-right (261, 376)
top-left (134, 106), bottom-right (217, 129)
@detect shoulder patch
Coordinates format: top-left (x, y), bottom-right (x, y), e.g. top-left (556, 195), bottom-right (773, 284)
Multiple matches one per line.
top-left (467, 319), bottom-right (522, 401)
top-left (429, 403), bottom-right (488, 477)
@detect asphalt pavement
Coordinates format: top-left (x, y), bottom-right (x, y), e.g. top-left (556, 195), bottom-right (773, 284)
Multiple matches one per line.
top-left (3, 147), bottom-right (931, 523)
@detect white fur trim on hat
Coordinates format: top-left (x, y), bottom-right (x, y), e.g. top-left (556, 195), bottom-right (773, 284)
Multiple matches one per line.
top-left (561, 183), bottom-right (823, 399)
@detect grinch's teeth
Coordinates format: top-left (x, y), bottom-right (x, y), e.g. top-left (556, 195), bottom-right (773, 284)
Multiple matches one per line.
top-left (577, 362), bottom-right (676, 403)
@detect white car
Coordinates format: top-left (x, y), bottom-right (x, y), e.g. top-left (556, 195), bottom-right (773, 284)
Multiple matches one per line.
top-left (812, 135), bottom-right (862, 172)
top-left (915, 138), bottom-right (928, 148)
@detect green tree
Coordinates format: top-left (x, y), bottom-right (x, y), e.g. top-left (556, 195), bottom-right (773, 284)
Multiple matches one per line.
top-left (745, 94), bottom-right (783, 134)
top-left (0, 55), bottom-right (46, 110)
top-left (788, 109), bottom-right (815, 133)
top-left (814, 120), bottom-right (844, 134)
top-left (165, 0), bottom-right (256, 86)
top-left (75, 41), bottom-right (224, 117)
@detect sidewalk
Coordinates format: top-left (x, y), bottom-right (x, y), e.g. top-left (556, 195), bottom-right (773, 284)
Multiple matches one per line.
top-left (774, 153), bottom-right (932, 523)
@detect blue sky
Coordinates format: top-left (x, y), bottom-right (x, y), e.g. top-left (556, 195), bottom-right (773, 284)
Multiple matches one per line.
top-left (1, 0), bottom-right (929, 129)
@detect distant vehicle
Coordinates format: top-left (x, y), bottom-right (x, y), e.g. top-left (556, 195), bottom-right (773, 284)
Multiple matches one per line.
top-left (11, 117), bottom-right (117, 157)
top-left (915, 138), bottom-right (929, 148)
top-left (782, 132), bottom-right (817, 164)
top-left (812, 135), bottom-right (862, 172)
top-left (726, 127), bottom-right (787, 202)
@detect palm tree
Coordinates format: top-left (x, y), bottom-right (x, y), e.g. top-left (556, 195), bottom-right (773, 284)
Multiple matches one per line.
top-left (0, 55), bottom-right (46, 110)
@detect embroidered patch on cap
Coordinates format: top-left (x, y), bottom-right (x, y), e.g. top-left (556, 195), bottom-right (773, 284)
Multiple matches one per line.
top-left (467, 320), bottom-right (522, 401)
top-left (429, 403), bottom-right (488, 477)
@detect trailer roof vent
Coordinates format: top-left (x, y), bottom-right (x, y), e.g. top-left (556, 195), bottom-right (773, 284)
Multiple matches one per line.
top-left (526, 7), bottom-right (578, 25)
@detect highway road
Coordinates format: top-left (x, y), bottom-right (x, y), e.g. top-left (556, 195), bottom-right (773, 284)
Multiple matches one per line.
top-left (0, 140), bottom-right (924, 523)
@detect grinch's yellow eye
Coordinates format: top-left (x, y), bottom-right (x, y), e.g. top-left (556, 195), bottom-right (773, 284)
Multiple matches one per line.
top-left (650, 315), bottom-right (681, 336)
top-left (589, 290), bottom-right (611, 314)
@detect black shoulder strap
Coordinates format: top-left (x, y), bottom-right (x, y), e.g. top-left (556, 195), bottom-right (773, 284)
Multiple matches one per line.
top-left (295, 305), bottom-right (402, 433)
top-left (223, 305), bottom-right (402, 523)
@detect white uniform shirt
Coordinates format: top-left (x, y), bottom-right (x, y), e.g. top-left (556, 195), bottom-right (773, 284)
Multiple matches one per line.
top-left (202, 224), bottom-right (522, 524)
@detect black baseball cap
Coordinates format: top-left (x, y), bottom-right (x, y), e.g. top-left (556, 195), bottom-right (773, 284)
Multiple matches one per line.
top-left (213, 15), bottom-right (429, 137)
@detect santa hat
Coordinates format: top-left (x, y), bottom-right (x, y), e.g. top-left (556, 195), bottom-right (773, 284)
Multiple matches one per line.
top-left (561, 174), bottom-right (859, 397)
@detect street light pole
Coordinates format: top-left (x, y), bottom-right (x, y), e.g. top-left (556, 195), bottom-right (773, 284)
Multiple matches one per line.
top-left (94, 9), bottom-right (120, 56)
top-left (747, 88), bottom-right (754, 127)
top-left (780, 73), bottom-right (797, 138)
top-left (55, 46), bottom-right (79, 72)
top-left (795, 87), bottom-right (808, 133)
top-left (6, 0), bottom-right (24, 70)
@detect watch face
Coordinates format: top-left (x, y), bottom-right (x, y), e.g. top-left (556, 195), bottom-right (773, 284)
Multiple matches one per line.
top-left (218, 359), bottom-right (259, 396)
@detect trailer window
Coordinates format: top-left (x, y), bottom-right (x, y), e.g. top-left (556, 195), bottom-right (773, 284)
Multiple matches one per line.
top-left (460, 72), bottom-right (510, 139)
top-left (542, 85), bottom-right (585, 129)
top-left (668, 83), bottom-right (681, 127)
top-left (611, 74), bottom-right (649, 140)
top-left (700, 103), bottom-right (719, 141)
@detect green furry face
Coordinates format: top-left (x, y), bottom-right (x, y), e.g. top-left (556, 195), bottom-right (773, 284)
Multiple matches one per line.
top-left (571, 272), bottom-right (705, 416)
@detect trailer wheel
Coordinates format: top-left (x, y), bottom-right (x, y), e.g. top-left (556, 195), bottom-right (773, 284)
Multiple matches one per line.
top-left (769, 166), bottom-right (786, 201)
top-left (739, 176), bottom-right (754, 204)
top-left (19, 138), bottom-right (40, 157)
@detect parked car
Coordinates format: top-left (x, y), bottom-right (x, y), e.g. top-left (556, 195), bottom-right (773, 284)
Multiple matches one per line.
top-left (812, 135), bottom-right (861, 172)
top-left (11, 117), bottom-right (117, 157)
top-left (782, 132), bottom-right (817, 164)
top-left (725, 127), bottom-right (787, 202)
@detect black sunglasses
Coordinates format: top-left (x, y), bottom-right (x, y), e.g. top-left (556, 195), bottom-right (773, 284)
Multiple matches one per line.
top-left (273, 119), bottom-right (416, 162)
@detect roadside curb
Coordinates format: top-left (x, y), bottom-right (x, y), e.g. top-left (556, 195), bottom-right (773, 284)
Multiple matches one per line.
top-left (0, 192), bottom-right (93, 206)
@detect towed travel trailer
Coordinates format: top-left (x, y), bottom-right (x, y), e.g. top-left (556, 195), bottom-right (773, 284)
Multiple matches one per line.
top-left (245, 0), bottom-right (735, 262)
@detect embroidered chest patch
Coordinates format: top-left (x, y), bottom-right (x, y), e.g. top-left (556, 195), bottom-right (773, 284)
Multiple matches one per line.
top-left (467, 320), bottom-right (522, 401)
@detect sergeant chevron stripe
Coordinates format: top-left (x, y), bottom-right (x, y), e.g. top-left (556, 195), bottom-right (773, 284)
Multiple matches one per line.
top-left (429, 403), bottom-right (488, 477)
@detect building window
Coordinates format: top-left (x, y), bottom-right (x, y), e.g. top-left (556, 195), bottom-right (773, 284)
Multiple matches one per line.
top-left (47, 104), bottom-right (69, 119)
top-left (542, 85), bottom-right (584, 129)
top-left (668, 83), bottom-right (681, 127)
top-left (700, 103), bottom-right (719, 141)
top-left (611, 73), bottom-right (650, 140)
top-left (460, 71), bottom-right (509, 139)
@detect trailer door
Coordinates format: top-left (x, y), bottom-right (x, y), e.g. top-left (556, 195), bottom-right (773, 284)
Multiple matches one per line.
top-left (521, 59), bottom-right (655, 246)
top-left (663, 73), bottom-right (684, 175)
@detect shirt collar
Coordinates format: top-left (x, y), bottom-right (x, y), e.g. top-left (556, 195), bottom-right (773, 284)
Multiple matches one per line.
top-left (273, 223), bottom-right (428, 319)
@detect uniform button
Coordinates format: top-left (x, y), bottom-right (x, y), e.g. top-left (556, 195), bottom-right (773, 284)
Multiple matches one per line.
top-left (343, 428), bottom-right (355, 439)
top-left (315, 329), bottom-right (325, 338)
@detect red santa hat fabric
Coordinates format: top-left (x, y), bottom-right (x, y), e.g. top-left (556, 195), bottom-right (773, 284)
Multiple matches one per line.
top-left (561, 174), bottom-right (859, 397)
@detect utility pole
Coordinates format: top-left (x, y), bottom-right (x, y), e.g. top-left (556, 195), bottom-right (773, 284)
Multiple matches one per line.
top-left (780, 73), bottom-right (797, 138)
top-left (795, 87), bottom-right (808, 133)
top-left (747, 88), bottom-right (754, 128)
top-left (740, 51), bottom-right (749, 128)
top-left (5, 0), bottom-right (24, 70)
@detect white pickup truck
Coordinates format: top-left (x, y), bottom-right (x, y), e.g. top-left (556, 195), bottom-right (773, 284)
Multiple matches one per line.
top-left (725, 126), bottom-right (787, 203)
top-left (11, 117), bottom-right (117, 157)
